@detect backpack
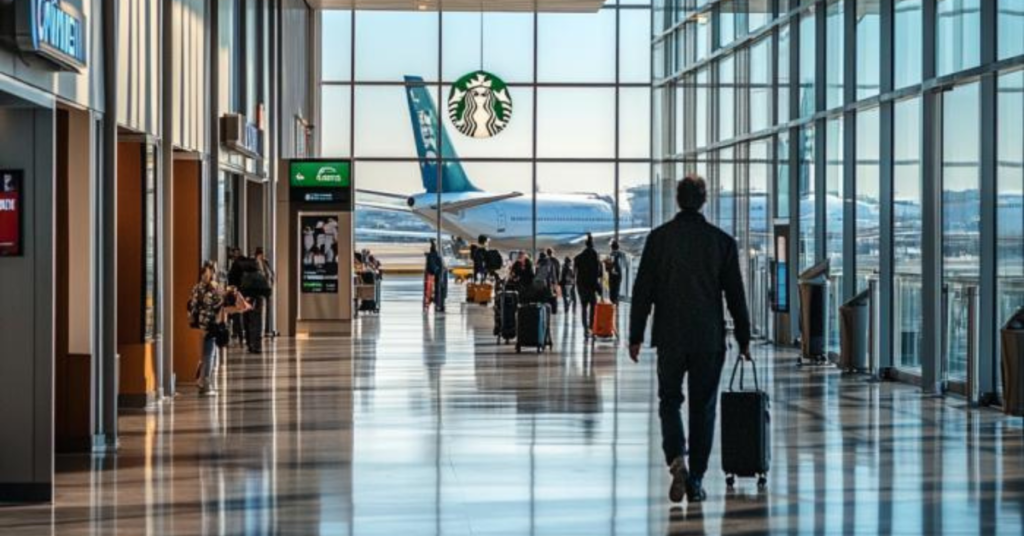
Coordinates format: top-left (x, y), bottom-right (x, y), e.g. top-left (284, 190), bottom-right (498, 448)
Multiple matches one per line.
top-left (485, 249), bottom-right (503, 271)
top-left (609, 252), bottom-right (623, 277)
top-left (536, 259), bottom-right (555, 286)
top-left (240, 269), bottom-right (272, 298)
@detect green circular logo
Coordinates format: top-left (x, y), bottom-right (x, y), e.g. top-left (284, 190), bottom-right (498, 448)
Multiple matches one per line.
top-left (447, 71), bottom-right (513, 139)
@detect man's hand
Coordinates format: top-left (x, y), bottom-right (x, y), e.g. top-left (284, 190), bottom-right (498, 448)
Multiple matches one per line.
top-left (628, 344), bottom-right (641, 363)
top-left (739, 344), bottom-right (753, 361)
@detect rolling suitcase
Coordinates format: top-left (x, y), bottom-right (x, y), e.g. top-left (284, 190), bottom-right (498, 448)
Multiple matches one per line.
top-left (494, 289), bottom-right (519, 344)
top-left (474, 282), bottom-right (493, 305)
top-left (591, 301), bottom-right (616, 339)
top-left (423, 274), bottom-right (435, 310)
top-left (720, 356), bottom-right (770, 489)
top-left (516, 303), bottom-right (552, 354)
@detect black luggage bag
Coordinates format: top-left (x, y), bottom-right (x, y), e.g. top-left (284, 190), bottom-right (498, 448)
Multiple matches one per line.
top-left (494, 289), bottom-right (519, 344)
top-left (515, 303), bottom-right (552, 354)
top-left (720, 356), bottom-right (770, 489)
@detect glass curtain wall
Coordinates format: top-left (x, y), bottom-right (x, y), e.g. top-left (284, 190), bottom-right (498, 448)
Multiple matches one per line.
top-left (322, 3), bottom-right (652, 276)
top-left (942, 82), bottom-right (981, 382)
top-left (894, 97), bottom-right (923, 371)
top-left (997, 69), bottom-right (1024, 392)
top-left (855, 107), bottom-right (881, 292)
top-left (656, 0), bottom-right (1024, 388)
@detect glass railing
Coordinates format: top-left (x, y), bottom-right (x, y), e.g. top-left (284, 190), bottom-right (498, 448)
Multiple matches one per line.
top-left (943, 280), bottom-right (981, 384)
top-left (893, 273), bottom-right (923, 370)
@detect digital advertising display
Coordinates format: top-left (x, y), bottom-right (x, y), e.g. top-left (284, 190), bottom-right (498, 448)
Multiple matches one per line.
top-left (299, 215), bottom-right (339, 294)
top-left (0, 170), bottom-right (24, 257)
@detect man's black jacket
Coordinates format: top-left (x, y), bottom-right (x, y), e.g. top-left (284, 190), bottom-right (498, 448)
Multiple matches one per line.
top-left (629, 210), bottom-right (751, 353)
top-left (573, 247), bottom-right (603, 295)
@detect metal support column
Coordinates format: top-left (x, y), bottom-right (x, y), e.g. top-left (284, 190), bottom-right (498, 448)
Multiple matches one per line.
top-left (160, 0), bottom-right (176, 399)
top-left (877, 0), bottom-right (895, 372)
top-left (92, 0), bottom-right (120, 451)
top-left (978, 0), bottom-right (999, 401)
top-left (920, 0), bottom-right (943, 395)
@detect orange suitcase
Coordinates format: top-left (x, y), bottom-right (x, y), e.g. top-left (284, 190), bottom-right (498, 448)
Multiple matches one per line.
top-left (474, 282), bottom-right (493, 305)
top-left (592, 302), bottom-right (616, 338)
top-left (424, 274), bottom-right (436, 309)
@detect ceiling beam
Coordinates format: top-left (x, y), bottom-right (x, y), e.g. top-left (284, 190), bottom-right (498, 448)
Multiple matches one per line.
top-left (308, 0), bottom-right (606, 13)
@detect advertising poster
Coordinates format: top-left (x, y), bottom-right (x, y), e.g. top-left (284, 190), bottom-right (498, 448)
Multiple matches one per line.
top-left (0, 170), bottom-right (23, 257)
top-left (300, 215), bottom-right (339, 293)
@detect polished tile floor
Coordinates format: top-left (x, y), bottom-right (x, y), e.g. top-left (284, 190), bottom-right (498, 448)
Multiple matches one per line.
top-left (2, 277), bottom-right (1024, 535)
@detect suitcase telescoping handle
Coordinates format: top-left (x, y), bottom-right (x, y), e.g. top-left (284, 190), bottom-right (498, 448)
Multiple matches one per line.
top-left (728, 355), bottom-right (760, 392)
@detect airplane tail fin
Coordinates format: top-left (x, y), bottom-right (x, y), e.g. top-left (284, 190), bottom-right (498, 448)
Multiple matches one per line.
top-left (404, 76), bottom-right (480, 194)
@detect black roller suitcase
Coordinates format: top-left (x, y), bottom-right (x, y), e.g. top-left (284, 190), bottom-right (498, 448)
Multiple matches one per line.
top-left (494, 289), bottom-right (519, 344)
top-left (720, 357), bottom-right (770, 489)
top-left (515, 303), bottom-right (552, 353)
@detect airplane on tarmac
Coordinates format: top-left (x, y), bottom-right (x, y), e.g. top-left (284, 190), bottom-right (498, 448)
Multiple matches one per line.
top-left (355, 76), bottom-right (649, 253)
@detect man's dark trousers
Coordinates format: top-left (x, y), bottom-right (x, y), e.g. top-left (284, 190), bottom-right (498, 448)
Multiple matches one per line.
top-left (244, 297), bottom-right (265, 351)
top-left (657, 349), bottom-right (726, 479)
top-left (579, 291), bottom-right (597, 332)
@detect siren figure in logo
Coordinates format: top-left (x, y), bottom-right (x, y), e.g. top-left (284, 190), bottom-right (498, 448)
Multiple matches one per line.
top-left (448, 72), bottom-right (513, 139)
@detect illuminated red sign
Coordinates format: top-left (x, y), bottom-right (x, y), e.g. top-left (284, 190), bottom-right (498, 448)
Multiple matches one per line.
top-left (0, 170), bottom-right (23, 257)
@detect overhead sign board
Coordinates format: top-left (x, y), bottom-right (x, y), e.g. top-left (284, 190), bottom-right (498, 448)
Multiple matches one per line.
top-left (289, 160), bottom-right (353, 206)
top-left (6, 0), bottom-right (88, 71)
top-left (290, 160), bottom-right (351, 189)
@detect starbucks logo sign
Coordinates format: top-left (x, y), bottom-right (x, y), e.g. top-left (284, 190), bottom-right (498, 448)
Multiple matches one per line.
top-left (447, 71), bottom-right (513, 139)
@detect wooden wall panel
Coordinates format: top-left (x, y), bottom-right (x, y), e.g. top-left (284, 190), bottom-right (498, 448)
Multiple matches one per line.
top-left (116, 141), bottom-right (156, 406)
top-left (172, 160), bottom-right (204, 388)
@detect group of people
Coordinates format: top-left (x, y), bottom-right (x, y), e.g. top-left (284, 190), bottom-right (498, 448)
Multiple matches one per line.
top-left (501, 237), bottom-right (626, 340)
top-left (423, 176), bottom-right (754, 505)
top-left (184, 175), bottom-right (753, 507)
top-left (187, 247), bottom-right (275, 396)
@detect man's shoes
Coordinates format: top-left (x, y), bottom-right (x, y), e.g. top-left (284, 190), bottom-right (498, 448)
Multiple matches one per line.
top-left (668, 457), bottom-right (688, 503)
top-left (685, 476), bottom-right (707, 503)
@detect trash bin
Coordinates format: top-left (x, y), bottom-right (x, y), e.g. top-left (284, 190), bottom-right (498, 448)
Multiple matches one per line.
top-left (798, 260), bottom-right (830, 364)
top-left (839, 289), bottom-right (870, 372)
top-left (1000, 307), bottom-right (1024, 417)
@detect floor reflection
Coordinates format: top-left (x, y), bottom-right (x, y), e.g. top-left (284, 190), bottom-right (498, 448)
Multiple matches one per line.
top-left (1, 277), bottom-right (1023, 535)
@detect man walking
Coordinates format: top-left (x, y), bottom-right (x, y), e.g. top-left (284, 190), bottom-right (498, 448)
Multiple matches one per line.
top-left (607, 240), bottom-right (626, 304)
top-left (574, 233), bottom-right (603, 339)
top-left (628, 175), bottom-right (751, 503)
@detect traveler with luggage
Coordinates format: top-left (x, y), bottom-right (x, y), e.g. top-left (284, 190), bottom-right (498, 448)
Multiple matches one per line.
top-left (607, 240), bottom-right (626, 305)
top-left (226, 247), bottom-right (246, 346)
top-left (509, 251), bottom-right (535, 298)
top-left (628, 175), bottom-right (752, 504)
top-left (560, 256), bottom-right (577, 314)
top-left (545, 248), bottom-right (561, 314)
top-left (237, 249), bottom-right (272, 353)
top-left (535, 251), bottom-right (558, 308)
top-left (574, 234), bottom-right (603, 339)
top-left (473, 235), bottom-right (489, 282)
top-left (425, 240), bottom-right (447, 313)
top-left (254, 247), bottom-right (277, 337)
top-left (188, 261), bottom-right (249, 396)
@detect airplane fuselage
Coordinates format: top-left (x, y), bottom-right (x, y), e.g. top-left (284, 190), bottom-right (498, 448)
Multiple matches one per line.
top-left (407, 191), bottom-right (621, 250)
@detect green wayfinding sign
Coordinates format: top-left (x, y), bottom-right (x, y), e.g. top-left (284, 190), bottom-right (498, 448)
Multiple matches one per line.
top-left (447, 71), bottom-right (513, 139)
top-left (290, 160), bottom-right (351, 188)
